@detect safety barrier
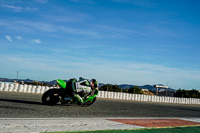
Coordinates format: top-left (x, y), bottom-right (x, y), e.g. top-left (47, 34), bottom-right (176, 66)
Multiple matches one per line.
top-left (0, 82), bottom-right (53, 94)
top-left (0, 82), bottom-right (199, 105)
top-left (97, 91), bottom-right (200, 104)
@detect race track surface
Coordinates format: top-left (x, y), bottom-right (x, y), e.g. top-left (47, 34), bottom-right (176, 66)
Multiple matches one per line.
top-left (0, 91), bottom-right (200, 118)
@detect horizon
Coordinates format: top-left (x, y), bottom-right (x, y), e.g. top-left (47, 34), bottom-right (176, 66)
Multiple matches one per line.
top-left (0, 0), bottom-right (200, 90)
top-left (0, 77), bottom-right (193, 90)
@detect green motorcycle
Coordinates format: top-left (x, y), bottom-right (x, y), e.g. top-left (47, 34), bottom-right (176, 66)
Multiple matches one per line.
top-left (42, 79), bottom-right (99, 106)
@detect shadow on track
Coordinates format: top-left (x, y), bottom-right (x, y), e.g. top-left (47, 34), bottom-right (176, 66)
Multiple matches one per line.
top-left (0, 98), bottom-right (42, 105)
top-left (179, 108), bottom-right (200, 112)
top-left (0, 98), bottom-right (74, 107)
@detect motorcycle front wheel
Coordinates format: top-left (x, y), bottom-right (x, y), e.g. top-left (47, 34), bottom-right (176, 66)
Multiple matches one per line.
top-left (83, 97), bottom-right (96, 106)
top-left (42, 89), bottom-right (61, 105)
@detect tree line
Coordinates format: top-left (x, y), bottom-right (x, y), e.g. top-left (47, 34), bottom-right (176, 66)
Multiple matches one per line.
top-left (174, 89), bottom-right (200, 98)
top-left (99, 84), bottom-right (143, 94)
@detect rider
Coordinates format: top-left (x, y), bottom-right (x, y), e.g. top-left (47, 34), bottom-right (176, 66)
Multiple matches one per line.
top-left (68, 77), bottom-right (98, 104)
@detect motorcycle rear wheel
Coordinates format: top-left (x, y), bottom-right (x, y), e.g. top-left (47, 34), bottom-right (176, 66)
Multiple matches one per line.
top-left (42, 89), bottom-right (61, 105)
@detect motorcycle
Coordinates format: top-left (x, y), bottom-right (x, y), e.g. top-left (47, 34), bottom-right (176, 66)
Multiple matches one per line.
top-left (42, 79), bottom-right (98, 106)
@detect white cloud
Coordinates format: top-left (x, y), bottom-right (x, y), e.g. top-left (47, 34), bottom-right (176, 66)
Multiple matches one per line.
top-left (32, 39), bottom-right (41, 44)
top-left (15, 36), bottom-right (22, 40)
top-left (1, 4), bottom-right (38, 12)
top-left (1, 4), bottom-right (22, 10)
top-left (5, 35), bottom-right (12, 42)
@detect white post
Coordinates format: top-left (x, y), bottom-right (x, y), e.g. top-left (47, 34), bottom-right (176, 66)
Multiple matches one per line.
top-left (18, 84), bottom-right (24, 92)
top-left (100, 91), bottom-right (102, 98)
top-left (41, 86), bottom-right (45, 94)
top-left (0, 82), bottom-right (4, 91)
top-left (3, 83), bottom-right (9, 91)
top-left (13, 83), bottom-right (19, 92)
top-left (45, 86), bottom-right (50, 92)
top-left (8, 83), bottom-right (14, 92)
top-left (119, 92), bottom-right (122, 99)
top-left (184, 98), bottom-right (186, 104)
top-left (144, 95), bottom-right (147, 101)
top-left (148, 95), bottom-right (152, 102)
top-left (23, 84), bottom-right (28, 93)
top-left (36, 86), bottom-right (41, 93)
top-left (104, 91), bottom-right (107, 98)
top-left (27, 85), bottom-right (32, 93)
top-left (131, 94), bottom-right (135, 100)
top-left (31, 85), bottom-right (36, 93)
top-left (140, 94), bottom-right (143, 101)
top-left (101, 91), bottom-right (105, 98)
top-left (128, 93), bottom-right (132, 100)
top-left (108, 91), bottom-right (112, 99)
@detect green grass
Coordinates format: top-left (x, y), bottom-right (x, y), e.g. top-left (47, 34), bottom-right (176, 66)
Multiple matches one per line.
top-left (45, 126), bottom-right (200, 133)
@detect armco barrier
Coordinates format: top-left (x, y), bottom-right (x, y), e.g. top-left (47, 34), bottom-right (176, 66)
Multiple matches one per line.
top-left (0, 82), bottom-right (199, 105)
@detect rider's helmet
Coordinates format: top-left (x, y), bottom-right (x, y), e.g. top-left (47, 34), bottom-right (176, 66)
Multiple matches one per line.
top-left (79, 77), bottom-right (85, 81)
top-left (91, 79), bottom-right (98, 89)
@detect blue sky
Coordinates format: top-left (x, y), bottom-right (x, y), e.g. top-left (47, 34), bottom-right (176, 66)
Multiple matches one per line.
top-left (0, 0), bottom-right (200, 90)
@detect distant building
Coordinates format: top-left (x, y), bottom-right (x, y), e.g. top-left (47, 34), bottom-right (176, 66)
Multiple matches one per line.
top-left (153, 84), bottom-right (169, 96)
top-left (141, 89), bottom-right (148, 92)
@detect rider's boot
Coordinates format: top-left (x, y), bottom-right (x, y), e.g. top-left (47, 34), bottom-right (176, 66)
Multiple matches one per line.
top-left (60, 97), bottom-right (72, 103)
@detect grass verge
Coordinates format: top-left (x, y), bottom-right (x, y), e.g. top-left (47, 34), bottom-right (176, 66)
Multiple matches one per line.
top-left (44, 125), bottom-right (200, 133)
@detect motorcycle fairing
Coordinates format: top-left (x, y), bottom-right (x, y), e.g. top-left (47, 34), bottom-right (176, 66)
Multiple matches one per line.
top-left (56, 79), bottom-right (67, 89)
top-left (75, 80), bottom-right (91, 94)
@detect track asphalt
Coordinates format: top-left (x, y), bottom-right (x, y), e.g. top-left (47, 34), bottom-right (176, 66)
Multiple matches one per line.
top-left (1, 92), bottom-right (200, 132)
top-left (1, 117), bottom-right (200, 133)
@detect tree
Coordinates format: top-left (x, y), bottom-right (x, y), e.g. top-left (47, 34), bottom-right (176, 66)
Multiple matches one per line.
top-left (174, 89), bottom-right (186, 97)
top-left (128, 86), bottom-right (143, 94)
top-left (174, 89), bottom-right (200, 98)
top-left (99, 84), bottom-right (122, 92)
top-left (187, 89), bottom-right (200, 98)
